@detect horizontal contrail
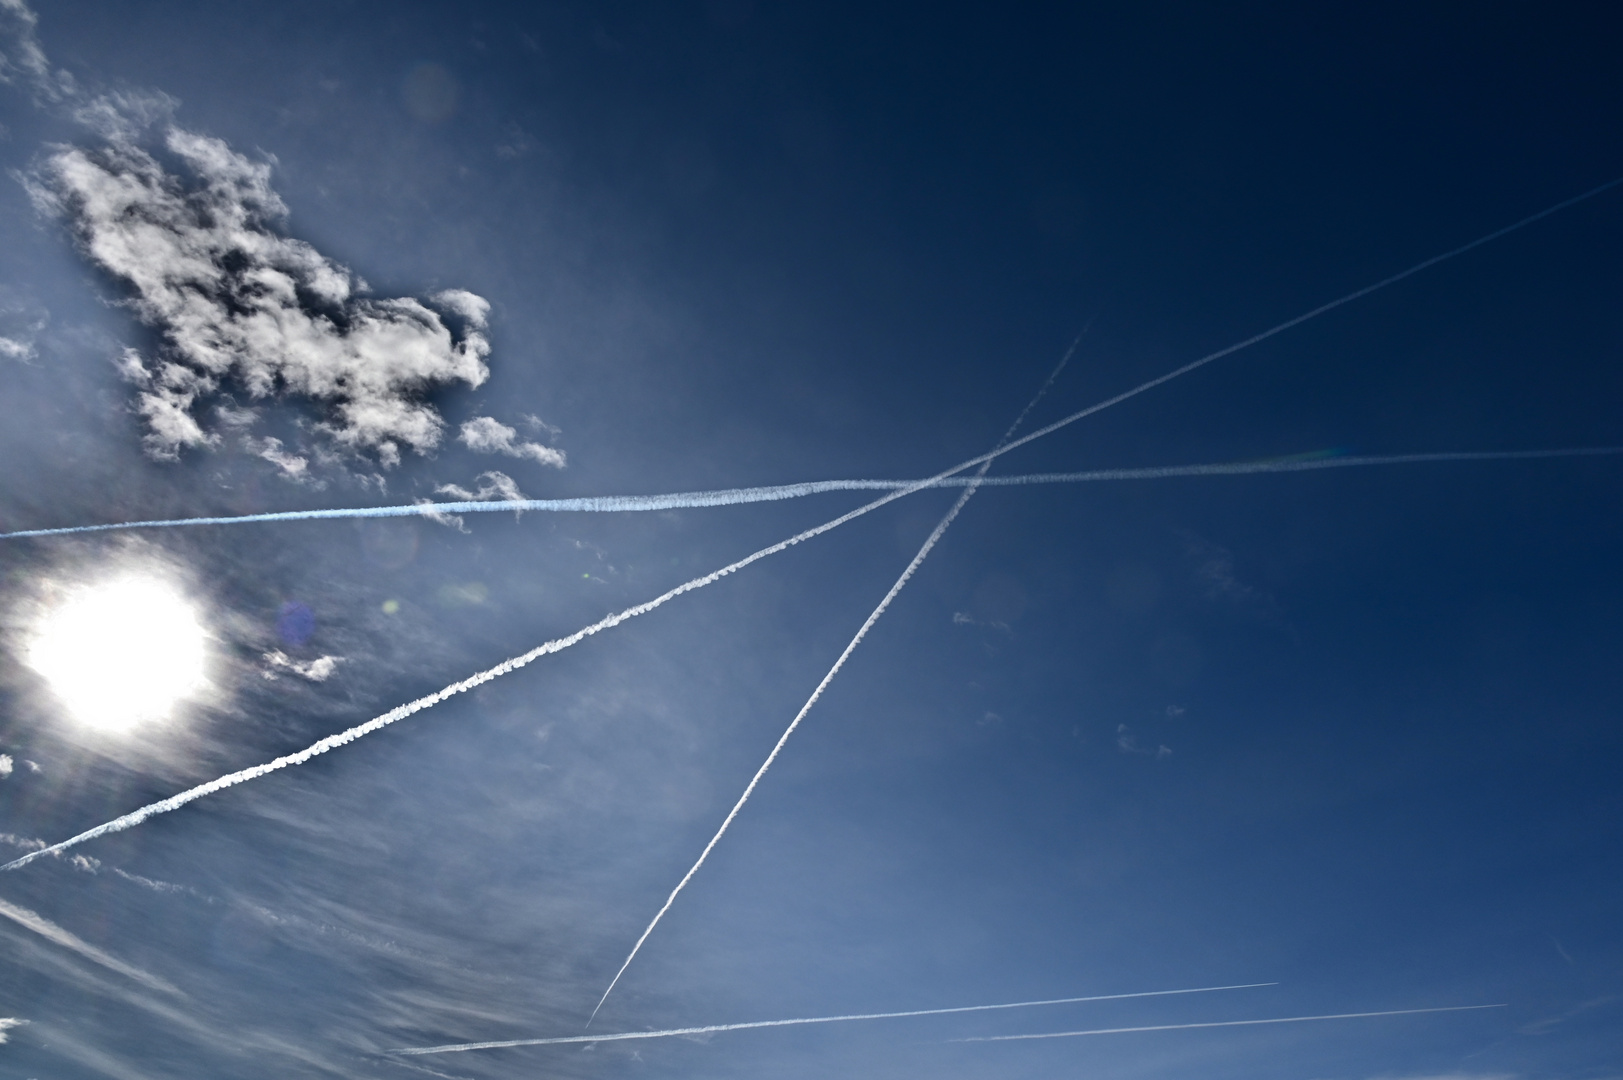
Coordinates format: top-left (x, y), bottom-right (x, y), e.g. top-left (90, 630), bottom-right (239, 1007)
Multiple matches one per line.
top-left (6, 182), bottom-right (1614, 869)
top-left (952, 1003), bottom-right (1506, 1043)
top-left (5, 173), bottom-right (1618, 545)
top-left (586, 336), bottom-right (1082, 1024)
top-left (4, 446), bottom-right (1619, 540)
top-left (392, 982), bottom-right (1276, 1055)
top-left (0, 469), bottom-right (968, 872)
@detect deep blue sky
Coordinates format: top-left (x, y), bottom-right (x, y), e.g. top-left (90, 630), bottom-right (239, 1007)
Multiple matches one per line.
top-left (1, 2), bottom-right (1620, 1078)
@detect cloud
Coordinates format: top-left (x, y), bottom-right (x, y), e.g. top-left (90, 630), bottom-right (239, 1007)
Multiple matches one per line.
top-left (0, 0), bottom-right (72, 102)
top-left (263, 650), bottom-right (342, 682)
top-left (434, 470), bottom-right (525, 504)
top-left (245, 436), bottom-right (309, 479)
top-left (0, 1016), bottom-right (24, 1044)
top-left (1180, 531), bottom-right (1255, 602)
top-left (458, 416), bottom-right (565, 468)
top-left (0, 753), bottom-right (10, 777)
top-left (27, 128), bottom-right (493, 464)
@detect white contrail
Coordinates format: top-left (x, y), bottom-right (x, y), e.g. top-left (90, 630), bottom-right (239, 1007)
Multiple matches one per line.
top-left (952, 1003), bottom-right (1506, 1042)
top-left (587, 338), bottom-right (1079, 1024)
top-left (0, 469), bottom-right (970, 873)
top-left (6, 180), bottom-right (1616, 871)
top-left (393, 981), bottom-right (1276, 1055)
top-left (4, 447), bottom-right (1620, 541)
top-left (5, 174), bottom-right (1620, 546)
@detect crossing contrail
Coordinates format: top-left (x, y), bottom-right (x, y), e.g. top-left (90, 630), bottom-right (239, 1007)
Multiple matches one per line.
top-left (951, 1002), bottom-right (1506, 1042)
top-left (392, 981), bottom-right (1275, 1055)
top-left (4, 446), bottom-right (1618, 541)
top-left (6, 179), bottom-right (1616, 872)
top-left (587, 337), bottom-right (1081, 1025)
top-left (4, 173), bottom-right (1619, 546)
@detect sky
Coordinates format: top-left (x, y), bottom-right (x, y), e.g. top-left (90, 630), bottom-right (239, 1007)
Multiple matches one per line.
top-left (0, 1), bottom-right (1621, 1077)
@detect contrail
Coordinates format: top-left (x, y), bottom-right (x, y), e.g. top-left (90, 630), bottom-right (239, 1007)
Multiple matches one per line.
top-left (951, 1003), bottom-right (1506, 1042)
top-left (0, 469), bottom-right (974, 872)
top-left (6, 181), bottom-right (1615, 871)
top-left (4, 174), bottom-right (1615, 545)
top-left (0, 895), bottom-right (184, 996)
top-left (587, 337), bottom-right (1081, 1024)
top-left (393, 981), bottom-right (1275, 1055)
top-left (5, 446), bottom-right (1620, 541)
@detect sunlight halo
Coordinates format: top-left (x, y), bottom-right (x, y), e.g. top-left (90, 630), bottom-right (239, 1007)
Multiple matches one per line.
top-left (26, 575), bottom-right (208, 734)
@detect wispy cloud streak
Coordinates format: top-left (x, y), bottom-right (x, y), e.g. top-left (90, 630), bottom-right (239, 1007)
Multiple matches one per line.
top-left (0, 895), bottom-right (183, 995)
top-left (587, 338), bottom-right (1079, 1023)
top-left (394, 982), bottom-right (1275, 1055)
top-left (4, 447), bottom-right (1618, 540)
top-left (6, 178), bottom-right (1615, 869)
top-left (951, 1004), bottom-right (1506, 1043)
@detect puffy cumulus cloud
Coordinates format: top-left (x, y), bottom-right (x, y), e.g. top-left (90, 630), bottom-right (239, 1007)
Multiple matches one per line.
top-left (0, 754), bottom-right (11, 778)
top-left (459, 415), bottom-right (566, 467)
top-left (0, 1016), bottom-right (25, 1044)
top-left (28, 128), bottom-right (493, 464)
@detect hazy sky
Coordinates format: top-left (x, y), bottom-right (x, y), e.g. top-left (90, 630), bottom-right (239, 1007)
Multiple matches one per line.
top-left (1, 2), bottom-right (1620, 1078)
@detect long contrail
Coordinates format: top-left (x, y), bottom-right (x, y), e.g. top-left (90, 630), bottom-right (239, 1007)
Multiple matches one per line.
top-left (951, 1003), bottom-right (1506, 1042)
top-left (6, 182), bottom-right (1614, 872)
top-left (393, 981), bottom-right (1275, 1055)
top-left (587, 337), bottom-right (1081, 1024)
top-left (5, 446), bottom-right (1620, 541)
top-left (5, 174), bottom-right (1620, 546)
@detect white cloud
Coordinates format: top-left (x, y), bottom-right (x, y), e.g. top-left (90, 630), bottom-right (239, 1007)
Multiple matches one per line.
top-left (29, 128), bottom-right (493, 464)
top-left (0, 0), bottom-right (71, 103)
top-left (0, 288), bottom-right (47, 361)
top-left (459, 415), bottom-right (565, 468)
top-left (0, 1016), bottom-right (25, 1044)
top-left (0, 754), bottom-right (11, 778)
top-left (263, 650), bottom-right (342, 682)
top-left (246, 436), bottom-right (309, 479)
top-left (435, 469), bottom-right (526, 504)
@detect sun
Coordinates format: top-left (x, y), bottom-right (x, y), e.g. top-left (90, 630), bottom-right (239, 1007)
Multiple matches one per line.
top-left (26, 575), bottom-right (208, 734)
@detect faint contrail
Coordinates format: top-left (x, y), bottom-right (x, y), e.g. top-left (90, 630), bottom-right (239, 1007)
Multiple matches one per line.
top-left (6, 181), bottom-right (1615, 871)
top-left (0, 895), bottom-right (184, 996)
top-left (587, 337), bottom-right (1081, 1024)
top-left (2, 174), bottom-right (1615, 545)
top-left (5, 446), bottom-right (1620, 541)
top-left (951, 1003), bottom-right (1506, 1042)
top-left (393, 981), bottom-right (1275, 1055)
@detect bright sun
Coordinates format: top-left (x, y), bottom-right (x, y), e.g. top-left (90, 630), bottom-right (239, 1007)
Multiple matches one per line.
top-left (27, 575), bottom-right (208, 734)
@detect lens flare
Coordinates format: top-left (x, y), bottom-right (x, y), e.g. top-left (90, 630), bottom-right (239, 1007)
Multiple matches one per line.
top-left (27, 576), bottom-right (207, 733)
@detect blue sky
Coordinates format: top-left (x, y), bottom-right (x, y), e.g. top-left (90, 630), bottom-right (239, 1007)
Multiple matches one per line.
top-left (0, 2), bottom-right (1620, 1078)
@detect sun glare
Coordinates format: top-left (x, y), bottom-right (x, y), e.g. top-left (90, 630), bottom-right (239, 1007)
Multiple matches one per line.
top-left (27, 575), bottom-right (208, 734)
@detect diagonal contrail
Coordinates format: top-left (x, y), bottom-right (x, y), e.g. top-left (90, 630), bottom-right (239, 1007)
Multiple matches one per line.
top-left (393, 981), bottom-right (1274, 1055)
top-left (0, 895), bottom-right (184, 996)
top-left (586, 336), bottom-right (1082, 1024)
top-left (3, 446), bottom-right (1618, 541)
top-left (5, 176), bottom-right (1620, 546)
top-left (951, 1002), bottom-right (1506, 1042)
top-left (6, 179), bottom-right (1614, 872)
